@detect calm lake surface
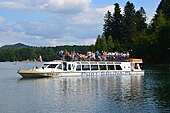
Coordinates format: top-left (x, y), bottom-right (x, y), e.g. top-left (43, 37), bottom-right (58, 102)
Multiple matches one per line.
top-left (0, 62), bottom-right (169, 113)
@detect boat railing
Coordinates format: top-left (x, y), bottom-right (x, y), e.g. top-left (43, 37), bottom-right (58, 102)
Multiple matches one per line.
top-left (57, 58), bottom-right (143, 63)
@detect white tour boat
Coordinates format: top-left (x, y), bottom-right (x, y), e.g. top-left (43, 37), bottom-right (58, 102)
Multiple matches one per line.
top-left (18, 58), bottom-right (144, 78)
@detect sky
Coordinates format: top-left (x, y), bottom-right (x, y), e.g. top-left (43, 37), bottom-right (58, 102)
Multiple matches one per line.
top-left (0, 0), bottom-right (160, 47)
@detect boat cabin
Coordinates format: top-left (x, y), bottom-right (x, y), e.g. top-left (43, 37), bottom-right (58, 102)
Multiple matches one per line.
top-left (41, 60), bottom-right (143, 72)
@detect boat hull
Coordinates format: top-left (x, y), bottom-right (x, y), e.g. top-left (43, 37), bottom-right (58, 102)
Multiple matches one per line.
top-left (18, 70), bottom-right (54, 78)
top-left (53, 70), bottom-right (145, 77)
top-left (18, 70), bottom-right (144, 78)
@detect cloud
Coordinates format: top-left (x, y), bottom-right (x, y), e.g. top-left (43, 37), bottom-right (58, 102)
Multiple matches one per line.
top-left (41, 0), bottom-right (91, 13)
top-left (0, 30), bottom-right (96, 47)
top-left (96, 5), bottom-right (124, 15)
top-left (0, 0), bottom-right (114, 47)
top-left (0, 0), bottom-right (91, 13)
top-left (0, 16), bottom-right (97, 47)
top-left (0, 31), bottom-right (43, 47)
top-left (46, 36), bottom-right (96, 46)
top-left (0, 16), bottom-right (9, 32)
top-left (11, 8), bottom-right (103, 40)
top-left (0, 16), bottom-right (5, 24)
top-left (96, 5), bottom-right (115, 14)
top-left (0, 2), bottom-right (29, 10)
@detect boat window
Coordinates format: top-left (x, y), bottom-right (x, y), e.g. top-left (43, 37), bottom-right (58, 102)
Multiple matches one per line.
top-left (139, 63), bottom-right (143, 69)
top-left (77, 62), bottom-right (81, 64)
top-left (57, 64), bottom-right (62, 69)
top-left (115, 65), bottom-right (122, 70)
top-left (68, 64), bottom-right (71, 70)
top-left (91, 65), bottom-right (98, 70)
top-left (108, 65), bottom-right (115, 70)
top-left (76, 65), bottom-right (81, 71)
top-left (99, 65), bottom-right (107, 70)
top-left (135, 63), bottom-right (143, 69)
top-left (135, 63), bottom-right (138, 69)
top-left (48, 64), bottom-right (58, 68)
top-left (82, 65), bottom-right (90, 70)
top-left (43, 64), bottom-right (49, 68)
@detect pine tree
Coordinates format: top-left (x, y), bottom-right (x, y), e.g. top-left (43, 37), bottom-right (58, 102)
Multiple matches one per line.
top-left (107, 35), bottom-right (114, 51)
top-left (123, 1), bottom-right (136, 46)
top-left (103, 11), bottom-right (113, 41)
top-left (143, 0), bottom-right (170, 63)
top-left (135, 7), bottom-right (147, 33)
top-left (95, 35), bottom-right (102, 51)
top-left (156, 0), bottom-right (170, 19)
top-left (95, 35), bottom-right (108, 52)
top-left (112, 3), bottom-right (124, 42)
top-left (156, 11), bottom-right (170, 61)
top-left (101, 35), bottom-right (108, 52)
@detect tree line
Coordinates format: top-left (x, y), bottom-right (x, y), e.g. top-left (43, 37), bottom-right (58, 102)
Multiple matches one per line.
top-left (92, 0), bottom-right (170, 64)
top-left (0, 46), bottom-right (89, 62)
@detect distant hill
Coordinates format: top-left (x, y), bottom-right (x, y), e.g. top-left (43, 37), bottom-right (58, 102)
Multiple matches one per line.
top-left (0, 43), bottom-right (30, 49)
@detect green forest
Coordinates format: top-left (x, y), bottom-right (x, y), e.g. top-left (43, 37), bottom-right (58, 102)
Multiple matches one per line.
top-left (0, 44), bottom-right (89, 62)
top-left (91, 0), bottom-right (170, 64)
top-left (0, 0), bottom-right (170, 64)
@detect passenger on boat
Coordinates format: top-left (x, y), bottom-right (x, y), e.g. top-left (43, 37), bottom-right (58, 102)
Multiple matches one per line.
top-left (91, 51), bottom-right (95, 61)
top-left (59, 50), bottom-right (64, 60)
top-left (95, 50), bottom-right (99, 60)
top-left (65, 51), bottom-right (71, 61)
top-left (102, 51), bottom-right (107, 61)
top-left (58, 49), bottom-right (131, 62)
top-left (71, 51), bottom-right (76, 61)
top-left (87, 50), bottom-right (92, 60)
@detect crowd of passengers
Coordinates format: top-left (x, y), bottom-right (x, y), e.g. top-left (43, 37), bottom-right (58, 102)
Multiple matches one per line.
top-left (59, 50), bottom-right (130, 62)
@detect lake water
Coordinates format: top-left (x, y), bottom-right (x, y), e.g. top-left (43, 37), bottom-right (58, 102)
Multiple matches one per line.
top-left (0, 62), bottom-right (169, 113)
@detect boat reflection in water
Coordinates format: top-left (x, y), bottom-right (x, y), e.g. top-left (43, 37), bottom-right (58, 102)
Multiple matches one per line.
top-left (58, 75), bottom-right (143, 100)
top-left (53, 75), bottom-right (144, 112)
top-left (18, 75), bottom-right (143, 100)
